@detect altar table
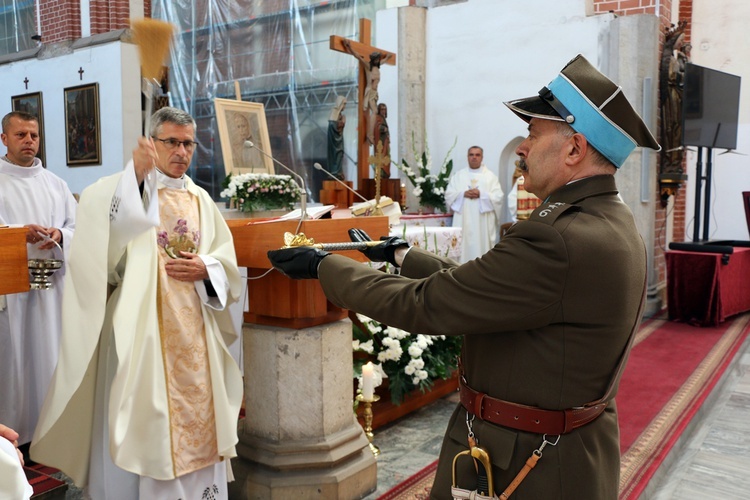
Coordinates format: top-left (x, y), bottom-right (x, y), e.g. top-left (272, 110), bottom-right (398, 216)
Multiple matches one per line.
top-left (391, 224), bottom-right (462, 262)
top-left (666, 246), bottom-right (750, 326)
top-left (400, 212), bottom-right (453, 227)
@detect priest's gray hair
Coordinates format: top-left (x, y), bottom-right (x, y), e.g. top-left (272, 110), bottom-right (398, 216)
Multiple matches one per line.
top-left (149, 107), bottom-right (196, 137)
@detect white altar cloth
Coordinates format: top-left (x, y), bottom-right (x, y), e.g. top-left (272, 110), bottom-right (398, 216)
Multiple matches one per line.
top-left (391, 224), bottom-right (462, 262)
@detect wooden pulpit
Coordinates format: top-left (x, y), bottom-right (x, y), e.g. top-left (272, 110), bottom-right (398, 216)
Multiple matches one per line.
top-left (227, 216), bottom-right (389, 329)
top-left (0, 227), bottom-right (30, 294)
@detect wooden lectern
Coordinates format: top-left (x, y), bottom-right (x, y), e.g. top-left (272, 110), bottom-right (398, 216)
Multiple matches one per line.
top-left (0, 227), bottom-right (30, 294)
top-left (227, 216), bottom-right (389, 329)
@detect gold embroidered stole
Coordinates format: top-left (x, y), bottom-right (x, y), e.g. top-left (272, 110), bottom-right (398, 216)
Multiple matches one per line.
top-left (156, 188), bottom-right (219, 477)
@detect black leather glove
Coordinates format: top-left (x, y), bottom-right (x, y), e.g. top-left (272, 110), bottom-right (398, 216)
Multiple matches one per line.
top-left (348, 228), bottom-right (409, 267)
top-left (267, 247), bottom-right (330, 279)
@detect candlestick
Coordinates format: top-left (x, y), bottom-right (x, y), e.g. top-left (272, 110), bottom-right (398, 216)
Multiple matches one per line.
top-left (356, 393), bottom-right (381, 456)
top-left (362, 361), bottom-right (375, 400)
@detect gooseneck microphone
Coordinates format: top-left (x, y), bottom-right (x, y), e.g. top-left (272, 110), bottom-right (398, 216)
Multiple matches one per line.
top-left (312, 162), bottom-right (369, 203)
top-left (245, 141), bottom-right (308, 221)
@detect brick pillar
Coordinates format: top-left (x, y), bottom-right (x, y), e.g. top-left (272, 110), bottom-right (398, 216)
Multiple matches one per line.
top-left (89, 0), bottom-right (135, 35)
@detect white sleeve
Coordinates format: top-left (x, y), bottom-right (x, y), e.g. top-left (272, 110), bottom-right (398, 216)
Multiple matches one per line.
top-left (195, 255), bottom-right (231, 310)
top-left (444, 170), bottom-right (464, 213)
top-left (109, 160), bottom-right (159, 257)
top-left (0, 437), bottom-right (32, 500)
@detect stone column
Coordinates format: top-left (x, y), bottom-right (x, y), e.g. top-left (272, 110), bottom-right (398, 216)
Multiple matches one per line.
top-left (604, 14), bottom-right (663, 317)
top-left (230, 319), bottom-right (377, 499)
top-left (397, 5), bottom-right (427, 211)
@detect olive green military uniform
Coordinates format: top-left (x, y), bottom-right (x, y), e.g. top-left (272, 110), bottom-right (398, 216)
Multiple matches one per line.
top-left (319, 174), bottom-right (646, 499)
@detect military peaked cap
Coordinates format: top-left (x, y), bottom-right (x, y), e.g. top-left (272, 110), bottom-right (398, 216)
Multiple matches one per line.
top-left (504, 54), bottom-right (660, 168)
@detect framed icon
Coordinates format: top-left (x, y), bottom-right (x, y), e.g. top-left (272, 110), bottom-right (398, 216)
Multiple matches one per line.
top-left (214, 98), bottom-right (274, 175)
top-left (64, 83), bottom-right (101, 166)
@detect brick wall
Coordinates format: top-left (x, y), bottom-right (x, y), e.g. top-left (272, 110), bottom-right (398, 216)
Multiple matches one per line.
top-left (593, 0), bottom-right (659, 16)
top-left (39, 0), bottom-right (81, 44)
top-left (90, 0), bottom-right (133, 35)
top-left (671, 0), bottom-right (694, 246)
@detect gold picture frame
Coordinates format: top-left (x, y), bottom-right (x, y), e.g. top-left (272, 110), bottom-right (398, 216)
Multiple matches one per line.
top-left (64, 83), bottom-right (101, 166)
top-left (11, 92), bottom-right (46, 166)
top-left (214, 98), bottom-right (274, 175)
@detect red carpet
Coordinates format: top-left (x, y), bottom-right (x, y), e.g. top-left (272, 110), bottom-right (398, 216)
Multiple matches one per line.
top-left (378, 313), bottom-right (750, 500)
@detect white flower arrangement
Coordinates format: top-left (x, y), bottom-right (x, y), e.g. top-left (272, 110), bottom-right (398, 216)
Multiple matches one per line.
top-left (396, 134), bottom-right (457, 212)
top-left (220, 172), bottom-right (301, 213)
top-left (353, 313), bottom-right (462, 404)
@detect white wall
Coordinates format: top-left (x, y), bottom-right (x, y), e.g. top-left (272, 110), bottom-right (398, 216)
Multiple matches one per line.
top-left (683, 0), bottom-right (750, 241)
top-left (0, 40), bottom-right (141, 195)
top-left (422, 0), bottom-right (613, 196)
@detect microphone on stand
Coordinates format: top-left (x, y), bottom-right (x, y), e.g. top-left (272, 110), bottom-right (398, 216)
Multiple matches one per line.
top-left (313, 162), bottom-right (369, 203)
top-left (245, 141), bottom-right (308, 221)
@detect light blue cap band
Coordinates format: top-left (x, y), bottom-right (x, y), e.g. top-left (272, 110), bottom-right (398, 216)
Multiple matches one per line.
top-left (547, 75), bottom-right (637, 168)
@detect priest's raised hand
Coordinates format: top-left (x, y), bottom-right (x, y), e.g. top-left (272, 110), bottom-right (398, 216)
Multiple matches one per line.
top-left (268, 247), bottom-right (330, 279)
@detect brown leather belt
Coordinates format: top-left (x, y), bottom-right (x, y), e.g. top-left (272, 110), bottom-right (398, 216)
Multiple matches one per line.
top-left (459, 377), bottom-right (607, 435)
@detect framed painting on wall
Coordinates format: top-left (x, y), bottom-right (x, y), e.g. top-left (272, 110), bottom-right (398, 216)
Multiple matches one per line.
top-left (214, 98), bottom-right (274, 175)
top-left (64, 83), bottom-right (101, 166)
top-left (11, 92), bottom-right (46, 166)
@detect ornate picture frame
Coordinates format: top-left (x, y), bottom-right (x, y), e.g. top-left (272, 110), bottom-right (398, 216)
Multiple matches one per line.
top-left (64, 83), bottom-right (101, 166)
top-left (11, 92), bottom-right (46, 166)
top-left (214, 98), bottom-right (274, 175)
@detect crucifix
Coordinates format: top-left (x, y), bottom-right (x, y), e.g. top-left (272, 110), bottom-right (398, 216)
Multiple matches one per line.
top-left (23, 77), bottom-right (29, 89)
top-left (78, 67), bottom-right (84, 80)
top-left (330, 18), bottom-right (396, 191)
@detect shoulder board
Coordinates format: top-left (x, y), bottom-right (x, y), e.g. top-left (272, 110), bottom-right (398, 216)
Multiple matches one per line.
top-left (529, 201), bottom-right (581, 225)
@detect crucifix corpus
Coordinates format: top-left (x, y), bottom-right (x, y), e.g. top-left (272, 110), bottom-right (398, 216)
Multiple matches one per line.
top-left (330, 18), bottom-right (396, 193)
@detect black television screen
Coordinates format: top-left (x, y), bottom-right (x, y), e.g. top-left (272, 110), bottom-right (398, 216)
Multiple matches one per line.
top-left (682, 63), bottom-right (741, 150)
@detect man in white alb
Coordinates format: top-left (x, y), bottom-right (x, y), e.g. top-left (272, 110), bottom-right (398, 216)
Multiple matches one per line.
top-left (445, 146), bottom-right (504, 262)
top-left (32, 107), bottom-right (243, 500)
top-left (0, 111), bottom-right (76, 457)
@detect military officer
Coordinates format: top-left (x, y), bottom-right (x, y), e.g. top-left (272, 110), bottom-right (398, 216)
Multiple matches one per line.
top-left (268, 54), bottom-right (660, 499)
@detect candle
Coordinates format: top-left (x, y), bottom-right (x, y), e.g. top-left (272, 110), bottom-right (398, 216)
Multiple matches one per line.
top-left (362, 362), bottom-right (375, 401)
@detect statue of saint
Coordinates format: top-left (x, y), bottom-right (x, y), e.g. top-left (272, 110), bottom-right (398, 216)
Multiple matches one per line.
top-left (373, 103), bottom-right (390, 177)
top-left (327, 96), bottom-right (347, 180)
top-left (660, 22), bottom-right (689, 174)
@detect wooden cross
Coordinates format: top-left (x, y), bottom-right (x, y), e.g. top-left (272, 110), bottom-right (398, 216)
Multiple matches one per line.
top-left (78, 67), bottom-right (84, 80)
top-left (23, 77), bottom-right (29, 89)
top-left (330, 18), bottom-right (396, 190)
top-left (368, 141), bottom-right (390, 216)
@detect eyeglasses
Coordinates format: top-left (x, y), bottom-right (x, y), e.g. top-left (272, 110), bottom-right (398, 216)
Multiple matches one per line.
top-left (152, 137), bottom-right (199, 152)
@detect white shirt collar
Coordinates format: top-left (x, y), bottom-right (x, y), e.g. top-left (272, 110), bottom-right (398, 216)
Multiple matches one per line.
top-left (0, 156), bottom-right (43, 177)
top-left (156, 168), bottom-right (186, 190)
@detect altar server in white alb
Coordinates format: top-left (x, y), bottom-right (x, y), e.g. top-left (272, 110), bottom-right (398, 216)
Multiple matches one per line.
top-left (0, 111), bottom-right (77, 451)
top-left (32, 107), bottom-right (243, 500)
top-left (445, 146), bottom-right (504, 262)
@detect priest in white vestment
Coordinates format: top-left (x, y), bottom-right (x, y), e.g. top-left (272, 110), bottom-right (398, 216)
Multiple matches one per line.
top-left (445, 146), bottom-right (504, 262)
top-left (0, 111), bottom-right (77, 449)
top-left (31, 107), bottom-right (243, 500)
